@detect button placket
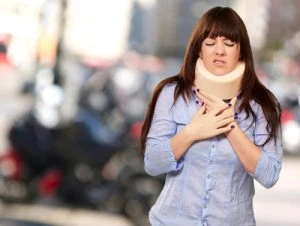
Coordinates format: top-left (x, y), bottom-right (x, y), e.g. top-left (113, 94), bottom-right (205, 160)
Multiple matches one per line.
top-left (202, 139), bottom-right (217, 219)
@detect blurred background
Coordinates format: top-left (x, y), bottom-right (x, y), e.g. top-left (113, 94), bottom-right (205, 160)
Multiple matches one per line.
top-left (0, 0), bottom-right (298, 225)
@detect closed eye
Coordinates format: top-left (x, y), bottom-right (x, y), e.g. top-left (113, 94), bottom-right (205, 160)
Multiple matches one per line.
top-left (225, 43), bottom-right (235, 47)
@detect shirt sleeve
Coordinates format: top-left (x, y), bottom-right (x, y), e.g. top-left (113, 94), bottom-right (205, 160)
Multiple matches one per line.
top-left (253, 104), bottom-right (283, 188)
top-left (144, 85), bottom-right (184, 176)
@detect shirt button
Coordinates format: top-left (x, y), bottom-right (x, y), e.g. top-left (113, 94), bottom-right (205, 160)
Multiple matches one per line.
top-left (209, 160), bottom-right (213, 165)
top-left (211, 144), bottom-right (215, 148)
top-left (204, 205), bottom-right (207, 209)
top-left (207, 174), bottom-right (211, 179)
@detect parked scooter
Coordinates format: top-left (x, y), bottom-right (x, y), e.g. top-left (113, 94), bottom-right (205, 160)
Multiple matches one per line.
top-left (0, 57), bottom-right (165, 226)
top-left (0, 65), bottom-right (64, 202)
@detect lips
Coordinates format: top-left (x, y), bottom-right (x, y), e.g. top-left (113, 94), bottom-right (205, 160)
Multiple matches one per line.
top-left (213, 59), bottom-right (225, 63)
top-left (213, 59), bottom-right (226, 66)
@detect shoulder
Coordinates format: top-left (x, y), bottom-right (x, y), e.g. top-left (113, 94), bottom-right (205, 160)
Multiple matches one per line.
top-left (160, 82), bottom-right (177, 97)
top-left (154, 76), bottom-right (178, 102)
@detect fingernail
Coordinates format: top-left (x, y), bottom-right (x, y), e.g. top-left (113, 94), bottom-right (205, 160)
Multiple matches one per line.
top-left (228, 103), bottom-right (232, 107)
top-left (231, 125), bottom-right (235, 129)
top-left (195, 100), bottom-right (199, 104)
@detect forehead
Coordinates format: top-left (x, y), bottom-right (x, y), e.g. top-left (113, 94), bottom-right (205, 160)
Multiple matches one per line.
top-left (203, 20), bottom-right (241, 43)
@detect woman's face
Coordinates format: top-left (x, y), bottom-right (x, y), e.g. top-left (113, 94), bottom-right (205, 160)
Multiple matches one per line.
top-left (200, 36), bottom-right (241, 76)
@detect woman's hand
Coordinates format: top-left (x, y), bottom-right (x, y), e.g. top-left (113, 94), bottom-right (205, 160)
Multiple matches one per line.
top-left (198, 90), bottom-right (237, 123)
top-left (170, 90), bottom-right (237, 159)
top-left (185, 98), bottom-right (235, 141)
top-left (186, 90), bottom-right (238, 140)
top-left (197, 90), bottom-right (237, 114)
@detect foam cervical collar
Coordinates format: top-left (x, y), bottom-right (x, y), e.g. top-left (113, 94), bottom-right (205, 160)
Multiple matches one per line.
top-left (194, 58), bottom-right (245, 100)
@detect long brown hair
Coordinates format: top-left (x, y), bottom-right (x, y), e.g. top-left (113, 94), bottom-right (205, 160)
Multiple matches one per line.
top-left (141, 7), bottom-right (281, 153)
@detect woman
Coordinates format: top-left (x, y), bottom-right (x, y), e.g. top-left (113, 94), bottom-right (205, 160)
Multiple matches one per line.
top-left (140, 6), bottom-right (282, 226)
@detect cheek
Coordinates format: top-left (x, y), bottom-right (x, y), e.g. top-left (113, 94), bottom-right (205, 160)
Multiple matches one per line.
top-left (201, 50), bottom-right (214, 59)
top-left (201, 45), bottom-right (214, 56)
top-left (234, 48), bottom-right (241, 60)
top-left (229, 50), bottom-right (241, 62)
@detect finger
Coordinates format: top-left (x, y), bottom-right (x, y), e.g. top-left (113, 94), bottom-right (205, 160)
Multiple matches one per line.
top-left (211, 103), bottom-right (230, 116)
top-left (197, 93), bottom-right (220, 113)
top-left (198, 103), bottom-right (206, 114)
top-left (230, 97), bottom-right (237, 108)
top-left (216, 108), bottom-right (235, 121)
top-left (198, 91), bottom-right (229, 111)
top-left (199, 90), bottom-right (223, 103)
top-left (217, 125), bottom-right (234, 134)
top-left (197, 92), bottom-right (213, 106)
top-left (216, 116), bottom-right (235, 128)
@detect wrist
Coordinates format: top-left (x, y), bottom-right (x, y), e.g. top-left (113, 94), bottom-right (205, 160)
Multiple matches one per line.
top-left (182, 125), bottom-right (197, 144)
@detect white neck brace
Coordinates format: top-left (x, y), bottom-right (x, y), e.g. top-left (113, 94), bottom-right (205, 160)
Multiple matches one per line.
top-left (194, 58), bottom-right (245, 100)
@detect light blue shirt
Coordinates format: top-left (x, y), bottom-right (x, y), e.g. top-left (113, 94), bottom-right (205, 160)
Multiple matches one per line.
top-left (144, 83), bottom-right (282, 226)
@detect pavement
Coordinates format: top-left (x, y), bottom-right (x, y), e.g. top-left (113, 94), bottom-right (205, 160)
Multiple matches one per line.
top-left (0, 202), bottom-right (134, 226)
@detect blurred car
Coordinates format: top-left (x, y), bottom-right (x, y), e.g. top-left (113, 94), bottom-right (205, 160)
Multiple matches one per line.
top-left (281, 101), bottom-right (300, 156)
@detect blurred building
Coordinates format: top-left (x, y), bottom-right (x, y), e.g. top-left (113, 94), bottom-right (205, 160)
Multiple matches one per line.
top-left (267, 0), bottom-right (300, 42)
top-left (232, 0), bottom-right (270, 51)
top-left (63, 0), bottom-right (133, 61)
top-left (143, 0), bottom-right (299, 58)
top-left (128, 0), bottom-right (157, 54)
top-left (129, 0), bottom-right (232, 57)
top-left (152, 0), bottom-right (231, 57)
top-left (0, 0), bottom-right (43, 75)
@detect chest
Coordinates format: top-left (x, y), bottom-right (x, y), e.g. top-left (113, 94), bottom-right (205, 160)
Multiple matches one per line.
top-left (172, 100), bottom-right (256, 163)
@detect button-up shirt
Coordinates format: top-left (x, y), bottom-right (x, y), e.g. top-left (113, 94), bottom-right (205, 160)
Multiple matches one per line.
top-left (144, 83), bottom-right (282, 226)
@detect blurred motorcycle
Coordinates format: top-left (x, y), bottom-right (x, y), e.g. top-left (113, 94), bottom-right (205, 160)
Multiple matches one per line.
top-left (0, 56), bottom-right (165, 226)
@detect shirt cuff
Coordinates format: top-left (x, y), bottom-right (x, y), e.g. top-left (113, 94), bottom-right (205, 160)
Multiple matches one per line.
top-left (254, 151), bottom-right (267, 178)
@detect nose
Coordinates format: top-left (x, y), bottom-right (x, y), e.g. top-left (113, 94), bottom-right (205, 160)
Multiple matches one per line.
top-left (215, 43), bottom-right (225, 55)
